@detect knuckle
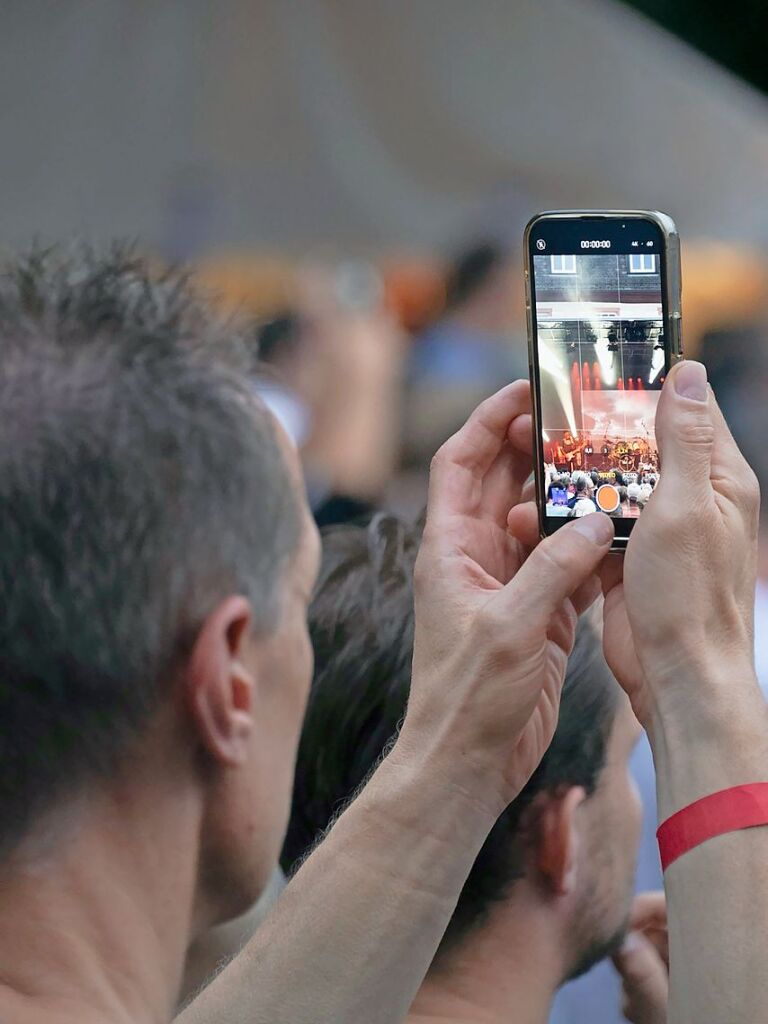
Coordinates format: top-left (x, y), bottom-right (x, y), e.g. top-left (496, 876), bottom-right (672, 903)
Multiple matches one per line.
top-left (713, 462), bottom-right (760, 524)
top-left (430, 436), bottom-right (456, 475)
top-left (535, 532), bottom-right (582, 574)
top-left (428, 448), bottom-right (445, 477)
top-left (473, 601), bottom-right (523, 660)
top-left (738, 464), bottom-right (761, 513)
top-left (675, 417), bottom-right (716, 452)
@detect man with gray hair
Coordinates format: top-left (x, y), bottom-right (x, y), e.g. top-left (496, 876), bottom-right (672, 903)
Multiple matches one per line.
top-left (0, 246), bottom-right (765, 1024)
top-left (0, 246), bottom-right (617, 1024)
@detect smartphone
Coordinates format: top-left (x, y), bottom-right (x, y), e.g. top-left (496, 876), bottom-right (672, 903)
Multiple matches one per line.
top-left (524, 210), bottom-right (682, 550)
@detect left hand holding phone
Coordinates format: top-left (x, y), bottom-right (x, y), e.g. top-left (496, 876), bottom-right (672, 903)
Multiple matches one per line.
top-left (401, 379), bottom-right (615, 811)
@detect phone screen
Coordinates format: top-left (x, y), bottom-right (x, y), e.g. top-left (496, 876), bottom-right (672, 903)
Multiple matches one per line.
top-left (527, 215), bottom-right (677, 542)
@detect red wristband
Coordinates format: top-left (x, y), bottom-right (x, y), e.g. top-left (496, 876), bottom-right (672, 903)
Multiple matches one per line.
top-left (657, 783), bottom-right (768, 871)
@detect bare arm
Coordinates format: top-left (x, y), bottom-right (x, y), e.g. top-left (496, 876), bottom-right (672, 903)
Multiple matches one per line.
top-left (604, 362), bottom-right (768, 1024)
top-left (649, 680), bottom-right (768, 1024)
top-left (508, 360), bottom-right (768, 1023)
top-left (176, 750), bottom-right (498, 1024)
top-left (177, 381), bottom-right (615, 1024)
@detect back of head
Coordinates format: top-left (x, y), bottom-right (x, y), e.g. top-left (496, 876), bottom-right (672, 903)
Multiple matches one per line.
top-left (283, 514), bottom-right (619, 957)
top-left (0, 244), bottom-right (300, 858)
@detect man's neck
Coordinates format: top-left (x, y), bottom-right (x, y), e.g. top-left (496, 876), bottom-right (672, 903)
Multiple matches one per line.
top-left (0, 764), bottom-right (202, 1023)
top-left (407, 890), bottom-right (566, 1024)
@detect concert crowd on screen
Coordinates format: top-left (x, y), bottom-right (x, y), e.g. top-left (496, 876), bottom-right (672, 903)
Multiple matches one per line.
top-left (544, 463), bottom-right (658, 518)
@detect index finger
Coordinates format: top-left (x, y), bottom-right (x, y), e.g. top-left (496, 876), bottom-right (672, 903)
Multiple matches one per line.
top-left (426, 380), bottom-right (531, 524)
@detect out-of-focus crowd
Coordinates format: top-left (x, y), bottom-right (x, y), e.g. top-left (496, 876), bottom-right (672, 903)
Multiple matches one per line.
top-left (193, 241), bottom-right (768, 541)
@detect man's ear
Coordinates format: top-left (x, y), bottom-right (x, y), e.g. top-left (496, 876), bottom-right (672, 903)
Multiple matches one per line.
top-left (533, 787), bottom-right (587, 897)
top-left (183, 596), bottom-right (257, 767)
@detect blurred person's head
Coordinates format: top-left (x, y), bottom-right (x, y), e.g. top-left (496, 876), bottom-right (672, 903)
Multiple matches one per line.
top-left (283, 516), bottom-right (642, 1018)
top-left (0, 247), bottom-right (320, 939)
top-left (256, 311), bottom-right (302, 362)
top-left (444, 241), bottom-right (517, 334)
top-left (253, 312), bottom-right (312, 448)
top-left (575, 478), bottom-right (589, 496)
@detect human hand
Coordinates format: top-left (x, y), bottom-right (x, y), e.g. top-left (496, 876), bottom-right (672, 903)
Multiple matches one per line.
top-left (612, 892), bottom-right (668, 1024)
top-left (598, 361), bottom-right (761, 730)
top-left (400, 381), bottom-right (614, 813)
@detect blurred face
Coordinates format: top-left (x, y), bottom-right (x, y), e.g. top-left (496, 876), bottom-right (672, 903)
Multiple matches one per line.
top-left (199, 433), bottom-right (321, 925)
top-left (566, 695), bottom-right (643, 980)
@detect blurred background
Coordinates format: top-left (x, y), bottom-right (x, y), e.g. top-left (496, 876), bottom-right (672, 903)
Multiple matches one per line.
top-left (4, 3), bottom-right (767, 1022)
top-left (2, 0), bottom-right (768, 521)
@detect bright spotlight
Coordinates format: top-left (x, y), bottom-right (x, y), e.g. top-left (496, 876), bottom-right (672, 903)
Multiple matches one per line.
top-left (538, 336), bottom-right (578, 436)
top-left (648, 344), bottom-right (665, 384)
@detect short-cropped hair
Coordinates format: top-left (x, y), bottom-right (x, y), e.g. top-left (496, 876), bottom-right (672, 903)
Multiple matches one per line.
top-left (0, 244), bottom-right (299, 856)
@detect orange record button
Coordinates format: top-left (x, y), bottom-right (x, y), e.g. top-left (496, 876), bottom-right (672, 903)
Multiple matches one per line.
top-left (596, 484), bottom-right (620, 513)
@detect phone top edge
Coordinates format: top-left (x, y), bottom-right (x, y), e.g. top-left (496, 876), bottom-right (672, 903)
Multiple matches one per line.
top-left (524, 210), bottom-right (678, 244)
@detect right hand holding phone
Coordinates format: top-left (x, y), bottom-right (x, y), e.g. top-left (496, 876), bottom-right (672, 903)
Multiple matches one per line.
top-left (599, 360), bottom-right (761, 731)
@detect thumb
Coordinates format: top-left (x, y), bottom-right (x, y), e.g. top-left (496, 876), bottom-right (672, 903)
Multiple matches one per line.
top-left (613, 931), bottom-right (669, 1021)
top-left (654, 361), bottom-right (714, 501)
top-left (503, 513), bottom-right (614, 629)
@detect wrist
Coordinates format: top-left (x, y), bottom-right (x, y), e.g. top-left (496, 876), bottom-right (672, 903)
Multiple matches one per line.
top-left (387, 725), bottom-right (510, 826)
top-left (647, 673), bottom-right (768, 820)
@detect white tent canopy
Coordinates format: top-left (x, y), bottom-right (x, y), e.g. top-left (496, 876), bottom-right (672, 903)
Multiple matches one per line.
top-left (2, 0), bottom-right (767, 253)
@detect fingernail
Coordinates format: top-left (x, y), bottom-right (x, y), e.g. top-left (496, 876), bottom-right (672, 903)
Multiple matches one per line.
top-left (674, 361), bottom-right (708, 402)
top-left (570, 512), bottom-right (613, 543)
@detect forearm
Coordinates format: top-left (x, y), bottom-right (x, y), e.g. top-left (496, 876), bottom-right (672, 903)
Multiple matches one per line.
top-left (648, 678), bottom-right (768, 1024)
top-left (176, 744), bottom-right (498, 1024)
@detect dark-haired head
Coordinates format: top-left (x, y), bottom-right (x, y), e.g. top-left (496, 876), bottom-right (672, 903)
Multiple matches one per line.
top-left (283, 514), bottom-right (642, 979)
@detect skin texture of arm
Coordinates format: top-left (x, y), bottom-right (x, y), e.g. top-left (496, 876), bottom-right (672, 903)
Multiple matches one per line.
top-left (177, 381), bottom-right (616, 1024)
top-left (510, 360), bottom-right (768, 1024)
top-left (607, 362), bottom-right (768, 1024)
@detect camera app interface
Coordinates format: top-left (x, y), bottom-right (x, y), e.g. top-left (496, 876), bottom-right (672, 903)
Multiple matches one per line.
top-left (533, 240), bottom-right (664, 521)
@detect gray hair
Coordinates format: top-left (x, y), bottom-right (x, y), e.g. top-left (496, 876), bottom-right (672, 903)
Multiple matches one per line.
top-left (0, 244), bottom-right (300, 855)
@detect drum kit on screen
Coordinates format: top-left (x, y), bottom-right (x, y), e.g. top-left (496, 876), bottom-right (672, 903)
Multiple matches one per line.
top-left (553, 433), bottom-right (658, 473)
